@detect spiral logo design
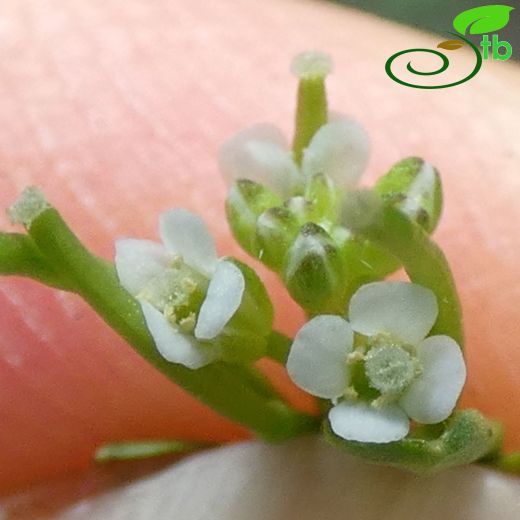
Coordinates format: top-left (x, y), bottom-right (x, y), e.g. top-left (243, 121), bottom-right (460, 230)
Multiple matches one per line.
top-left (385, 34), bottom-right (482, 89)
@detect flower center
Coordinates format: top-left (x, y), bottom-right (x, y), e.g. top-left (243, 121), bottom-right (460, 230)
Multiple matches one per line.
top-left (138, 256), bottom-right (208, 332)
top-left (364, 343), bottom-right (418, 396)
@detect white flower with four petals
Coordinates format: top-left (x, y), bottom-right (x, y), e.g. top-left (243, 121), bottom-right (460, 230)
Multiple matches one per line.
top-left (287, 281), bottom-right (466, 443)
top-left (115, 208), bottom-right (245, 369)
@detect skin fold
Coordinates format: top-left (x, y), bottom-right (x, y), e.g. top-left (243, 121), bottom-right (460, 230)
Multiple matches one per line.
top-left (0, 0), bottom-right (519, 507)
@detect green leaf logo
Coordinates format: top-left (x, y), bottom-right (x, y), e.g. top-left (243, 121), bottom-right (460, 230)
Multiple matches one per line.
top-left (453, 5), bottom-right (514, 35)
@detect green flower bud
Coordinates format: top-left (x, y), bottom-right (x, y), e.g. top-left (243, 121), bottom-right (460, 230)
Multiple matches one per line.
top-left (226, 180), bottom-right (282, 256)
top-left (374, 157), bottom-right (442, 233)
top-left (283, 223), bottom-right (345, 314)
top-left (256, 206), bottom-right (301, 270)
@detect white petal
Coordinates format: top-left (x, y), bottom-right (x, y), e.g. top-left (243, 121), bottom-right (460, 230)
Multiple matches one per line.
top-left (286, 315), bottom-right (353, 399)
top-left (159, 208), bottom-right (217, 276)
top-left (329, 401), bottom-right (409, 443)
top-left (301, 118), bottom-right (369, 190)
top-left (140, 301), bottom-right (218, 369)
top-left (218, 124), bottom-right (299, 197)
top-left (194, 261), bottom-right (245, 340)
top-left (349, 281), bottom-right (438, 344)
top-left (115, 239), bottom-right (170, 296)
top-left (400, 335), bottom-right (466, 424)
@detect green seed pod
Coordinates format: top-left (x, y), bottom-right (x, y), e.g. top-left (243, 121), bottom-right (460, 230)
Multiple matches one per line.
top-left (226, 179), bottom-right (282, 257)
top-left (283, 222), bottom-right (345, 314)
top-left (374, 157), bottom-right (443, 233)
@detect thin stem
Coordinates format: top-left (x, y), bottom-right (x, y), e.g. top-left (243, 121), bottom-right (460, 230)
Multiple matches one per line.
top-left (95, 440), bottom-right (209, 463)
top-left (0, 232), bottom-right (72, 290)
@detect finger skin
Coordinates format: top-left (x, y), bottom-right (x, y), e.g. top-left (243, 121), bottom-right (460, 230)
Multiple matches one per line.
top-left (0, 0), bottom-right (519, 492)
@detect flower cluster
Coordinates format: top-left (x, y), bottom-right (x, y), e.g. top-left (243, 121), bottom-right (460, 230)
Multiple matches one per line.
top-left (113, 51), bottom-right (467, 448)
top-left (0, 50), bottom-right (504, 472)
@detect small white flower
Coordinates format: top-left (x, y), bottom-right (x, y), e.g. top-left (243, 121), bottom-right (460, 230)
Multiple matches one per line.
top-left (218, 115), bottom-right (370, 198)
top-left (286, 281), bottom-right (466, 443)
top-left (115, 208), bottom-right (245, 369)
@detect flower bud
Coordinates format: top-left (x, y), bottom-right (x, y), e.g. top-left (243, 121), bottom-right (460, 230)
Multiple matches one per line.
top-left (374, 157), bottom-right (442, 233)
top-left (283, 223), bottom-right (345, 314)
top-left (226, 180), bottom-right (282, 257)
top-left (256, 206), bottom-right (301, 270)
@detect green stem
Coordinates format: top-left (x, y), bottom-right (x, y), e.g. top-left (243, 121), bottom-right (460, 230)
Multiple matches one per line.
top-left (292, 77), bottom-right (328, 165)
top-left (0, 232), bottom-right (72, 290)
top-left (24, 208), bottom-right (319, 441)
top-left (355, 205), bottom-right (463, 346)
top-left (95, 439), bottom-right (209, 463)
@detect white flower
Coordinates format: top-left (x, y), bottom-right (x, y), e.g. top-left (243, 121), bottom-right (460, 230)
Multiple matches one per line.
top-left (286, 281), bottom-right (466, 443)
top-left (115, 208), bottom-right (245, 369)
top-left (218, 115), bottom-right (370, 198)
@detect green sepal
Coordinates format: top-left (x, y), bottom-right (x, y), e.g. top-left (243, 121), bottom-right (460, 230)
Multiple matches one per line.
top-left (226, 180), bottom-right (282, 257)
top-left (283, 223), bottom-right (345, 314)
top-left (256, 206), bottom-right (301, 270)
top-left (223, 257), bottom-right (273, 337)
top-left (375, 157), bottom-right (442, 233)
top-left (324, 409), bottom-right (503, 474)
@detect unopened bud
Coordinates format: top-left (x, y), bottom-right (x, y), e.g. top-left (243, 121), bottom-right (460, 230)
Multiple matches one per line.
top-left (226, 180), bottom-right (281, 256)
top-left (256, 207), bottom-right (300, 270)
top-left (374, 157), bottom-right (442, 233)
top-left (283, 223), bottom-right (345, 313)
